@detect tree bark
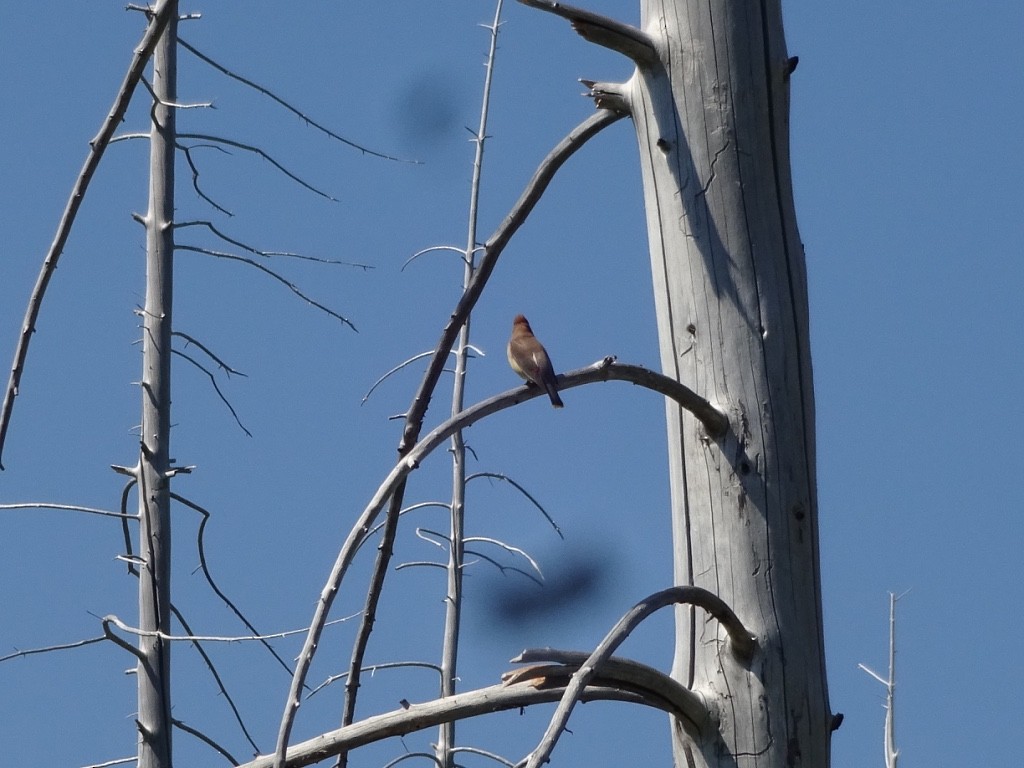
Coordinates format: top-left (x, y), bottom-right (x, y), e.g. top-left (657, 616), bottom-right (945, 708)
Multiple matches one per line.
top-left (136, 5), bottom-right (177, 767)
top-left (629, 1), bottom-right (832, 765)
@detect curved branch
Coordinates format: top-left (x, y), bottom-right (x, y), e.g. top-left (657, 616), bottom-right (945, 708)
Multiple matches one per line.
top-left (178, 133), bottom-right (339, 202)
top-left (308, 660), bottom-right (444, 700)
top-left (517, 0), bottom-right (657, 66)
top-left (173, 330), bottom-right (248, 377)
top-left (177, 245), bottom-right (356, 329)
top-left (102, 616), bottom-right (146, 661)
top-left (243, 679), bottom-right (681, 768)
top-left (171, 492), bottom-right (297, 680)
top-left (450, 746), bottom-right (516, 768)
top-left (172, 349), bottom-right (252, 436)
top-left (272, 352), bottom-right (721, 766)
top-left (556, 357), bottom-right (729, 437)
top-left (0, 635), bottom-right (106, 664)
top-left (466, 472), bottom-right (563, 538)
top-left (172, 718), bottom-right (240, 766)
top-left (175, 220), bottom-right (369, 268)
top-left (171, 605), bottom-right (260, 755)
top-left (523, 586), bottom-right (756, 768)
top-left (0, 0), bottom-right (178, 470)
top-left (273, 108), bottom-right (625, 768)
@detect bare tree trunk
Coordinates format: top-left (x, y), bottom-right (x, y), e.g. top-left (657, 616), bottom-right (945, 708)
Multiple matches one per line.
top-left (628, 1), bottom-right (832, 765)
top-left (136, 5), bottom-right (177, 767)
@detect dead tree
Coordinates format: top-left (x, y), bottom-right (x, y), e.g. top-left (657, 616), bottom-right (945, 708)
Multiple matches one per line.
top-left (520, 0), bottom-right (835, 764)
top-left (1, 2), bottom-right (834, 767)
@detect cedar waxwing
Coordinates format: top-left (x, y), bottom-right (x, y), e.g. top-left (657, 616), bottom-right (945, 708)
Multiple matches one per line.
top-left (507, 314), bottom-right (564, 408)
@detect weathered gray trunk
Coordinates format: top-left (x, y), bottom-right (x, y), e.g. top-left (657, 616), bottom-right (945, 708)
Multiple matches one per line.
top-left (137, 5), bottom-right (177, 767)
top-left (630, 1), bottom-right (831, 765)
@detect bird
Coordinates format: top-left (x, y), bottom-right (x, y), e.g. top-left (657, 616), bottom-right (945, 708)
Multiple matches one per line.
top-left (507, 314), bottom-right (564, 408)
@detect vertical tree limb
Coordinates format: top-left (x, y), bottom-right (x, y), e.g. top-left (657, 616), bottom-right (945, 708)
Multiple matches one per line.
top-left (135, 5), bottom-right (178, 767)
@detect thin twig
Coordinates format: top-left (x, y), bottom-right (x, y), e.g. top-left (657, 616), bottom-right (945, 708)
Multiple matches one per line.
top-left (401, 245), bottom-right (472, 271)
top-left (171, 606), bottom-right (260, 755)
top-left (102, 612), bottom-right (360, 645)
top-left (394, 561), bottom-right (447, 571)
top-left (172, 492), bottom-right (299, 680)
top-left (138, 74), bottom-right (213, 109)
top-left (81, 757), bottom-right (135, 768)
top-left (353, 502), bottom-right (452, 554)
top-left (180, 142), bottom-right (234, 214)
top-left (463, 548), bottom-right (543, 586)
top-left (467, 472), bottom-right (563, 538)
top-left (173, 717), bottom-right (241, 766)
top-left (308, 660), bottom-right (444, 699)
top-left (118, 478), bottom-right (139, 575)
top-left (450, 746), bottom-right (516, 768)
top-left (173, 331), bottom-right (248, 377)
top-left (177, 245), bottom-right (356, 329)
top-left (0, 502), bottom-right (134, 520)
top-left (176, 220), bottom-right (371, 268)
top-left (0, 635), bottom-right (106, 664)
top-left (178, 38), bottom-right (416, 163)
top-left (173, 349), bottom-right (252, 436)
top-left (464, 536), bottom-right (545, 582)
top-left (0, 0), bottom-right (178, 469)
top-left (381, 753), bottom-right (443, 768)
top-left (361, 351), bottom-right (444, 405)
top-left (179, 133), bottom-right (339, 202)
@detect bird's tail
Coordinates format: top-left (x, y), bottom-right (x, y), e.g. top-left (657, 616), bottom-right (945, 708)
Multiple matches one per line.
top-left (545, 382), bottom-right (564, 409)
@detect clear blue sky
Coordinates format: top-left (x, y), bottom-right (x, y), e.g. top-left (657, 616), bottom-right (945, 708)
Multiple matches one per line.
top-left (2, 2), bottom-right (1022, 766)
